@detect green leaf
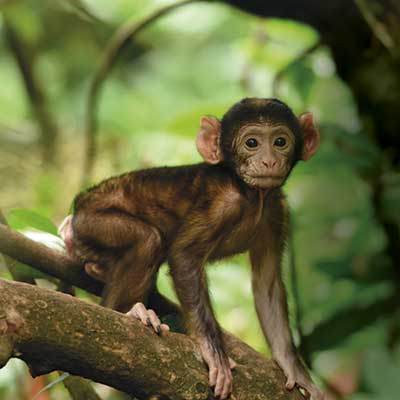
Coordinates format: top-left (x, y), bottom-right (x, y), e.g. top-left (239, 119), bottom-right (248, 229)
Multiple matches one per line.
top-left (303, 295), bottom-right (397, 354)
top-left (8, 261), bottom-right (48, 282)
top-left (284, 62), bottom-right (316, 105)
top-left (382, 172), bottom-right (400, 224)
top-left (314, 258), bottom-right (353, 279)
top-left (7, 209), bottom-right (58, 235)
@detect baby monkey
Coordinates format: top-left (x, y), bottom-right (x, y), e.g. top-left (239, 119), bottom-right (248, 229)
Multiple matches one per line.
top-left (60, 98), bottom-right (323, 399)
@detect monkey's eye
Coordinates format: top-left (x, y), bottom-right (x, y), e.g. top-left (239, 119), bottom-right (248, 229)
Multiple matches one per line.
top-left (274, 137), bottom-right (287, 147)
top-left (245, 138), bottom-right (258, 148)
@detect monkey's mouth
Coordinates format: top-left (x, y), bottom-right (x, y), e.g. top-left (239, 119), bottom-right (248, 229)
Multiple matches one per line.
top-left (242, 174), bottom-right (286, 189)
top-left (251, 174), bottom-right (285, 179)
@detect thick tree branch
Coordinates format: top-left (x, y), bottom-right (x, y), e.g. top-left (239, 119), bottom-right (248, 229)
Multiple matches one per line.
top-left (0, 278), bottom-right (303, 400)
top-left (0, 223), bottom-right (102, 295)
top-left (0, 213), bottom-right (102, 400)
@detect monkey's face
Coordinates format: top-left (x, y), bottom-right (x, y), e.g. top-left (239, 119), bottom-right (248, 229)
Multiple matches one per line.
top-left (232, 122), bottom-right (296, 190)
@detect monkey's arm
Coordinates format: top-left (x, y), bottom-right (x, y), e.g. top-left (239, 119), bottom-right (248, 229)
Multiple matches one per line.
top-left (168, 200), bottom-right (238, 400)
top-left (249, 202), bottom-right (324, 400)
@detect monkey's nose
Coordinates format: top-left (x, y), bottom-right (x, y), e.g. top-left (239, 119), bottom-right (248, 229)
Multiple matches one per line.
top-left (263, 160), bottom-right (277, 169)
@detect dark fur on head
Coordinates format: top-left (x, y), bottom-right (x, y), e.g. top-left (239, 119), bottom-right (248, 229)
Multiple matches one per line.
top-left (220, 98), bottom-right (304, 165)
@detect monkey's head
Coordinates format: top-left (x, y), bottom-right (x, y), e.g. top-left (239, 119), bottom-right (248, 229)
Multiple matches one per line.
top-left (196, 98), bottom-right (320, 190)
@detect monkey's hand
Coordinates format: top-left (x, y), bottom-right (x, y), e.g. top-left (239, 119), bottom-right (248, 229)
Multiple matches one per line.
top-left (275, 354), bottom-right (325, 400)
top-left (126, 302), bottom-right (170, 335)
top-left (198, 338), bottom-right (236, 399)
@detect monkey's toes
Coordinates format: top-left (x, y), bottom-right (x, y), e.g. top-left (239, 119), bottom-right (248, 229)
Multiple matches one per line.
top-left (126, 302), bottom-right (170, 334)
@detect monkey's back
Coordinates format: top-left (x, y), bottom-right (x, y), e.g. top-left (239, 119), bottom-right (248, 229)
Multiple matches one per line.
top-left (73, 163), bottom-right (236, 238)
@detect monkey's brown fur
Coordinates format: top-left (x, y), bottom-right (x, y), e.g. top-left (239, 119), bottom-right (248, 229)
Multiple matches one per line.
top-left (63, 98), bottom-right (323, 400)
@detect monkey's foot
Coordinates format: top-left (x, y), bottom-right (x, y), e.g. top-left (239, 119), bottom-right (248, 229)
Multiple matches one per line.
top-left (198, 339), bottom-right (236, 399)
top-left (277, 357), bottom-right (325, 400)
top-left (126, 302), bottom-right (170, 335)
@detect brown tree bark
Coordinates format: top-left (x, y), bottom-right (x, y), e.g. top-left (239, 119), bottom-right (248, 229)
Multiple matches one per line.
top-left (0, 221), bottom-right (305, 398)
top-left (0, 223), bottom-right (102, 295)
top-left (0, 278), bottom-right (303, 400)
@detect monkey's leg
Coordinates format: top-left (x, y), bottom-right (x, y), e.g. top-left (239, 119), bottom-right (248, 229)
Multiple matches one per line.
top-left (59, 215), bottom-right (108, 282)
top-left (168, 213), bottom-right (234, 399)
top-left (73, 210), bottom-right (169, 332)
top-left (102, 250), bottom-right (169, 334)
top-left (250, 206), bottom-right (325, 400)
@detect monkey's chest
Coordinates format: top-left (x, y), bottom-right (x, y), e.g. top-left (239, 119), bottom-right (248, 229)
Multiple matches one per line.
top-left (211, 211), bottom-right (263, 259)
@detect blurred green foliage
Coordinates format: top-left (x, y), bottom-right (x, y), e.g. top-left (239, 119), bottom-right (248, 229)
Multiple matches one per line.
top-left (0, 1), bottom-right (399, 399)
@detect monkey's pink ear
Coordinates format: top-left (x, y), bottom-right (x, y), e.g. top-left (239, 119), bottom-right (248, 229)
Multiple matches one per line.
top-left (298, 112), bottom-right (320, 161)
top-left (196, 116), bottom-right (223, 164)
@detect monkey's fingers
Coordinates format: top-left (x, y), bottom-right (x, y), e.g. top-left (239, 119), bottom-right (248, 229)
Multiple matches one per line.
top-left (126, 302), bottom-right (148, 325)
top-left (198, 340), bottom-right (233, 398)
top-left (229, 357), bottom-right (237, 369)
top-left (285, 375), bottom-right (296, 391)
top-left (126, 303), bottom-right (170, 334)
top-left (198, 342), bottom-right (218, 388)
top-left (295, 377), bottom-right (325, 400)
top-left (147, 308), bottom-right (164, 334)
top-left (160, 323), bottom-right (170, 332)
top-left (303, 384), bottom-right (325, 400)
top-left (214, 359), bottom-right (232, 399)
top-left (208, 358), bottom-right (218, 389)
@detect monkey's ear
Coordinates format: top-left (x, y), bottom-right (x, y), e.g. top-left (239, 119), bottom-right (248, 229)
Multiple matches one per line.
top-left (196, 116), bottom-right (223, 164)
top-left (299, 112), bottom-right (320, 161)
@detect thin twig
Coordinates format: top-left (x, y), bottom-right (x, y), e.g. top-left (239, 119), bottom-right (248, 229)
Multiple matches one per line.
top-left (2, 17), bottom-right (60, 166)
top-left (81, 0), bottom-right (198, 187)
top-left (353, 0), bottom-right (398, 58)
top-left (272, 41), bottom-right (321, 98)
top-left (62, 0), bottom-right (104, 24)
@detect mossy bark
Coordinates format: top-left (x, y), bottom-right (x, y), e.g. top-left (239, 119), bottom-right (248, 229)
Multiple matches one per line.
top-left (0, 278), bottom-right (303, 400)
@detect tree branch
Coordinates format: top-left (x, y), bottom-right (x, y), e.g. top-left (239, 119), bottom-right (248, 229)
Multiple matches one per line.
top-left (0, 278), bottom-right (303, 400)
top-left (272, 41), bottom-right (321, 98)
top-left (353, 0), bottom-right (399, 58)
top-left (0, 211), bottom-right (33, 283)
top-left (0, 223), bottom-right (102, 295)
top-left (2, 17), bottom-right (60, 166)
top-left (0, 213), bottom-right (102, 400)
top-left (0, 218), bottom-right (305, 398)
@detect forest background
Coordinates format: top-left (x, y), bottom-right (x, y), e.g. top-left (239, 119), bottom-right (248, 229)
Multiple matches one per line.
top-left (0, 1), bottom-right (399, 399)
